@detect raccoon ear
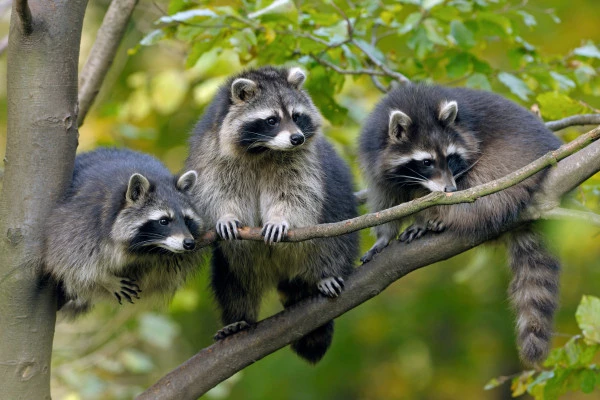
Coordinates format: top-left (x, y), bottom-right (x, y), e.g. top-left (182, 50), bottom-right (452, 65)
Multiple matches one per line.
top-left (388, 110), bottom-right (412, 140)
top-left (177, 170), bottom-right (197, 193)
top-left (231, 78), bottom-right (258, 103)
top-left (287, 67), bottom-right (306, 89)
top-left (126, 173), bottom-right (150, 204)
top-left (438, 100), bottom-right (458, 125)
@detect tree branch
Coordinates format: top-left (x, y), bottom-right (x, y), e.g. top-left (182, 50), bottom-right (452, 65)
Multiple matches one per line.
top-left (15, 0), bottom-right (32, 35)
top-left (77, 0), bottom-right (139, 126)
top-left (195, 125), bottom-right (600, 248)
top-left (546, 114), bottom-right (600, 131)
top-left (539, 207), bottom-right (600, 227)
top-left (138, 126), bottom-right (600, 399)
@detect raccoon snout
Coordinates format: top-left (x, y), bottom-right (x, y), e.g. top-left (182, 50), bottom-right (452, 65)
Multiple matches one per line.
top-left (290, 133), bottom-right (305, 146)
top-left (183, 238), bottom-right (196, 250)
top-left (444, 185), bottom-right (457, 193)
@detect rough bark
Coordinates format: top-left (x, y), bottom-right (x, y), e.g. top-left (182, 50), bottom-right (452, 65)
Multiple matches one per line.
top-left (0, 1), bottom-right (88, 398)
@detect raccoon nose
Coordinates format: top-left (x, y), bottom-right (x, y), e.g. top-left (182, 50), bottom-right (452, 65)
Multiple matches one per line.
top-left (183, 238), bottom-right (196, 250)
top-left (290, 133), bottom-right (305, 146)
top-left (444, 185), bottom-right (457, 193)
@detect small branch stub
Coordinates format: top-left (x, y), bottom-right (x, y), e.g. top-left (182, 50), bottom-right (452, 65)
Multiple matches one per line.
top-left (15, 0), bottom-right (33, 35)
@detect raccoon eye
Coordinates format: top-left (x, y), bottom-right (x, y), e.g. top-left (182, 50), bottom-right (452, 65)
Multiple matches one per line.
top-left (266, 117), bottom-right (278, 126)
top-left (159, 218), bottom-right (170, 226)
top-left (422, 159), bottom-right (433, 167)
top-left (292, 113), bottom-right (299, 122)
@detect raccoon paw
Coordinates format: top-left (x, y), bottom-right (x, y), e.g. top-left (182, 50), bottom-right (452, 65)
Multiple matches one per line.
top-left (360, 241), bottom-right (388, 264)
top-left (216, 216), bottom-right (242, 240)
top-left (318, 277), bottom-right (345, 298)
top-left (261, 219), bottom-right (289, 244)
top-left (427, 218), bottom-right (446, 232)
top-left (214, 321), bottom-right (252, 341)
top-left (399, 224), bottom-right (427, 244)
top-left (109, 277), bottom-right (141, 305)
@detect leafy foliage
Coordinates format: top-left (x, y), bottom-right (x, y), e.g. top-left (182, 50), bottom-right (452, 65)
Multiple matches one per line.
top-left (136, 0), bottom-right (600, 124)
top-left (486, 295), bottom-right (600, 399)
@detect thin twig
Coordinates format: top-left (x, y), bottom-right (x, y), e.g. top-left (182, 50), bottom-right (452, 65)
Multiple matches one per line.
top-left (78, 0), bottom-right (139, 126)
top-left (545, 114), bottom-right (600, 131)
top-left (370, 75), bottom-right (389, 93)
top-left (310, 54), bottom-right (388, 77)
top-left (15, 0), bottom-right (32, 35)
top-left (351, 38), bottom-right (410, 85)
top-left (195, 126), bottom-right (600, 248)
top-left (539, 207), bottom-right (600, 227)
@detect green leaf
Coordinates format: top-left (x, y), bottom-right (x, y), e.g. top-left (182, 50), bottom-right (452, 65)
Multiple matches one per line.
top-left (550, 71), bottom-right (576, 91)
top-left (484, 376), bottom-right (510, 390)
top-left (140, 29), bottom-right (166, 47)
top-left (446, 53), bottom-right (471, 78)
top-left (574, 42), bottom-right (600, 59)
top-left (576, 295), bottom-right (600, 344)
top-left (516, 10), bottom-right (537, 27)
top-left (248, 0), bottom-right (297, 20)
top-left (497, 72), bottom-right (532, 101)
top-left (423, 18), bottom-right (447, 46)
top-left (580, 369), bottom-right (596, 393)
top-left (398, 12), bottom-right (422, 35)
top-left (422, 0), bottom-right (445, 10)
top-left (466, 73), bottom-right (491, 91)
top-left (158, 9), bottom-right (218, 24)
top-left (450, 20), bottom-right (475, 49)
top-left (536, 92), bottom-right (586, 120)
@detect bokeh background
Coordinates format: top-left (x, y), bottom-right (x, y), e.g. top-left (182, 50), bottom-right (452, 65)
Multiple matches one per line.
top-left (1, 0), bottom-right (600, 399)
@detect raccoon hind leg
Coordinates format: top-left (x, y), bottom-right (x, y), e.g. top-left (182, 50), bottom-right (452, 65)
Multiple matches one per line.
top-left (278, 278), bottom-right (334, 364)
top-left (211, 246), bottom-right (261, 340)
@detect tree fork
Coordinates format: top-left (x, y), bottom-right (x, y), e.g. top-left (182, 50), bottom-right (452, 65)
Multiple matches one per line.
top-left (0, 1), bottom-right (88, 397)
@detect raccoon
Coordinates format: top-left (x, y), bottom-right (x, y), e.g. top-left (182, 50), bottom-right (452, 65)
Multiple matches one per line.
top-left (359, 84), bottom-right (562, 365)
top-left (186, 66), bottom-right (359, 363)
top-left (44, 148), bottom-right (205, 318)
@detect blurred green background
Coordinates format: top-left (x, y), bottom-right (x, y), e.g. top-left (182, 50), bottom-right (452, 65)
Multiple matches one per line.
top-left (2, 0), bottom-right (600, 399)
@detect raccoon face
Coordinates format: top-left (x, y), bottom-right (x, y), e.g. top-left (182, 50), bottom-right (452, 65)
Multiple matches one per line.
top-left (383, 100), bottom-right (478, 193)
top-left (221, 67), bottom-right (322, 155)
top-left (113, 171), bottom-right (203, 254)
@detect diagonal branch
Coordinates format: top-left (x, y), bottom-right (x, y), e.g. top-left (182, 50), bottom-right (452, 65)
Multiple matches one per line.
top-left (539, 207), bottom-right (600, 228)
top-left (546, 114), bottom-right (600, 131)
top-left (138, 126), bottom-right (600, 399)
top-left (15, 0), bottom-right (32, 34)
top-left (195, 125), bottom-right (600, 248)
top-left (78, 0), bottom-right (139, 126)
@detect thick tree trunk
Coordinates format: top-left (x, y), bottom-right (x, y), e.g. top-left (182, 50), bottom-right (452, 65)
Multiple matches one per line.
top-left (0, 1), bottom-right (88, 398)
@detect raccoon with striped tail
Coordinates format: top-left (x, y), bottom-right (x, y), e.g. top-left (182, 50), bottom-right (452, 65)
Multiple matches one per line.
top-left (186, 66), bottom-right (359, 364)
top-left (359, 84), bottom-right (562, 365)
top-left (43, 148), bottom-right (206, 318)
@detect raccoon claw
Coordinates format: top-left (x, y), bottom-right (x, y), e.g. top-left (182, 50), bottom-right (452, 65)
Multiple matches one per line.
top-left (318, 277), bottom-right (345, 298)
top-left (427, 219), bottom-right (445, 232)
top-left (214, 321), bottom-right (251, 341)
top-left (399, 224), bottom-right (426, 243)
top-left (106, 276), bottom-right (141, 304)
top-left (360, 242), bottom-right (388, 264)
top-left (216, 217), bottom-right (242, 240)
top-left (261, 220), bottom-right (289, 244)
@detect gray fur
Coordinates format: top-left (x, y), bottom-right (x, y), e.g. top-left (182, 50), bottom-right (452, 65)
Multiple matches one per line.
top-left (44, 148), bottom-right (206, 318)
top-left (186, 66), bottom-right (358, 363)
top-left (359, 84), bottom-right (562, 364)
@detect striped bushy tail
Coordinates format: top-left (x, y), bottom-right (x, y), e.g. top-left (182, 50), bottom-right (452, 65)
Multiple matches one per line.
top-left (508, 227), bottom-right (560, 365)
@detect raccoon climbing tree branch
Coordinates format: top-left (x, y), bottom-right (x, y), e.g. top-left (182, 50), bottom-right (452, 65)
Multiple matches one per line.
top-left (196, 125), bottom-right (600, 247)
top-left (78, 0), bottom-right (139, 126)
top-left (15, 0), bottom-right (32, 35)
top-left (546, 114), bottom-right (600, 132)
top-left (139, 128), bottom-right (600, 400)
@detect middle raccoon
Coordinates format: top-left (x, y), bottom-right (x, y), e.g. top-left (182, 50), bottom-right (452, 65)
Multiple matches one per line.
top-left (186, 66), bottom-right (359, 363)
